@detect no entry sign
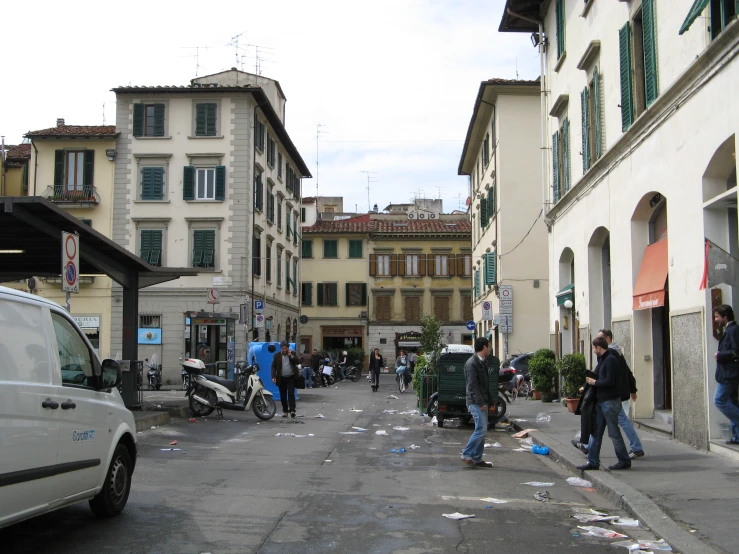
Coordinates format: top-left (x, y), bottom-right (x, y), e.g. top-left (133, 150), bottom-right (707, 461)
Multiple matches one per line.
top-left (62, 232), bottom-right (79, 293)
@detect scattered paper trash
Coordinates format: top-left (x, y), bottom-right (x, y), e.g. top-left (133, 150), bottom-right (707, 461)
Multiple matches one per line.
top-left (340, 432), bottom-right (362, 435)
top-left (408, 444), bottom-right (420, 449)
top-left (577, 526), bottom-right (628, 539)
top-left (535, 413), bottom-right (552, 423)
top-left (480, 498), bottom-right (508, 504)
top-left (308, 434), bottom-right (315, 437)
top-left (511, 418), bottom-right (528, 422)
top-left (160, 448), bottom-right (182, 451)
top-left (389, 448), bottom-right (406, 454)
top-left (534, 491), bottom-right (550, 502)
top-left (376, 430), bottom-right (388, 436)
top-left (484, 442), bottom-right (502, 448)
top-left (521, 481), bottom-right (554, 487)
top-left (572, 508), bottom-right (608, 516)
top-left (315, 414), bottom-right (326, 419)
top-left (352, 427), bottom-right (368, 432)
top-left (399, 409), bottom-right (420, 415)
top-left (393, 426), bottom-right (410, 431)
top-left (567, 477), bottom-right (593, 487)
top-left (442, 512), bottom-right (475, 520)
top-left (571, 514), bottom-right (619, 523)
top-left (169, 440), bottom-right (178, 446)
top-left (512, 448), bottom-right (531, 452)
top-left (350, 408), bottom-right (363, 412)
top-left (519, 436), bottom-right (534, 446)
top-left (383, 409), bottom-right (398, 414)
top-left (611, 539), bottom-right (671, 551)
top-left (151, 426), bottom-right (157, 430)
top-left (387, 395), bottom-right (399, 399)
top-left (431, 416), bottom-right (438, 426)
top-left (324, 459), bottom-right (332, 463)
top-left (512, 429), bottom-right (535, 439)
top-left (614, 518), bottom-right (640, 527)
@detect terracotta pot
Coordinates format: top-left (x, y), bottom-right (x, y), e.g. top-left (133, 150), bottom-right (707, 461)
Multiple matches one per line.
top-left (533, 390), bottom-right (542, 400)
top-left (565, 398), bottom-right (579, 413)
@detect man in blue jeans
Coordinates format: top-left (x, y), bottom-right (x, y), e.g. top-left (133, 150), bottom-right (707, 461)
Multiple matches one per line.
top-left (713, 305), bottom-right (739, 445)
top-left (461, 337), bottom-right (494, 468)
top-left (577, 336), bottom-right (631, 471)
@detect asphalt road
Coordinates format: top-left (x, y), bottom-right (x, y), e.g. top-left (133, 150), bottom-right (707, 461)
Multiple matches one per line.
top-left (2, 375), bottom-right (663, 553)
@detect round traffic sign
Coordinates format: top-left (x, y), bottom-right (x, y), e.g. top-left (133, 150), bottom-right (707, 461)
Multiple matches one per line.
top-left (64, 261), bottom-right (77, 286)
top-left (65, 234), bottom-right (77, 259)
top-left (466, 320), bottom-right (475, 331)
top-left (482, 301), bottom-right (491, 310)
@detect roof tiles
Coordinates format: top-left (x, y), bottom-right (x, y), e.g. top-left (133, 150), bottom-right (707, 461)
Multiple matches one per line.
top-left (304, 215), bottom-right (470, 234)
top-left (25, 125), bottom-right (117, 138)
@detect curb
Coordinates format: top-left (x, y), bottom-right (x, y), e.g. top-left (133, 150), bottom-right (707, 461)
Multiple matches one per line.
top-left (134, 411), bottom-right (170, 432)
top-left (509, 421), bottom-right (719, 554)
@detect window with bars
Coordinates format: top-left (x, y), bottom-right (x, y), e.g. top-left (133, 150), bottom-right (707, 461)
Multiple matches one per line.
top-left (302, 282), bottom-right (312, 306)
top-left (375, 296), bottom-right (392, 321)
top-left (404, 296), bottom-right (421, 322)
top-left (140, 229), bottom-right (163, 266)
top-left (433, 296), bottom-right (450, 322)
top-left (317, 283), bottom-right (338, 306)
top-left (348, 240), bottom-right (363, 258)
top-left (346, 283), bottom-right (367, 306)
top-left (139, 314), bottom-right (161, 328)
top-left (141, 167), bottom-right (164, 200)
top-left (324, 240), bottom-right (338, 259)
top-left (195, 103), bottom-right (217, 136)
top-left (192, 230), bottom-right (216, 268)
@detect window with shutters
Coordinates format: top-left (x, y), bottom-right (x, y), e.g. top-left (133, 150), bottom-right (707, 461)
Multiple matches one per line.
top-left (266, 134), bottom-right (276, 167)
top-left (196, 168), bottom-right (216, 200)
top-left (483, 133), bottom-right (490, 166)
top-left (194, 102), bottom-right (218, 137)
top-left (183, 165), bottom-right (225, 202)
top-left (302, 282), bottom-right (312, 306)
top-left (474, 269), bottom-right (481, 298)
top-left (140, 166), bottom-right (165, 200)
top-left (293, 214), bottom-right (299, 246)
top-left (191, 229), bottom-right (216, 269)
top-left (252, 234), bottom-right (262, 277)
top-left (133, 103), bottom-right (166, 137)
top-left (552, 117), bottom-right (571, 203)
top-left (375, 296), bottom-right (392, 321)
top-left (487, 185), bottom-right (496, 221)
top-left (433, 296), bottom-right (450, 322)
top-left (406, 254), bottom-right (419, 276)
top-left (710, 0), bottom-right (737, 39)
top-left (555, 0), bottom-right (566, 60)
top-left (463, 254), bottom-right (472, 277)
top-left (254, 172), bottom-right (264, 211)
top-left (292, 259), bottom-right (298, 295)
top-left (266, 242), bottom-right (272, 282)
top-left (53, 149), bottom-right (96, 201)
top-left (285, 251), bottom-right (291, 293)
top-left (302, 240), bottom-right (313, 259)
top-left (286, 211), bottom-right (292, 239)
top-left (277, 246), bottom-right (283, 287)
top-left (462, 294), bottom-right (473, 322)
top-left (434, 254), bottom-right (449, 276)
top-left (377, 254), bottom-right (391, 276)
top-left (404, 296), bottom-right (421, 322)
top-left (581, 66), bottom-right (603, 173)
top-left (324, 240), bottom-right (338, 259)
top-left (317, 283), bottom-right (338, 306)
top-left (266, 187), bottom-right (275, 224)
top-left (139, 229), bottom-right (163, 266)
top-left (301, 207), bottom-right (306, 222)
top-left (277, 200), bottom-right (283, 230)
top-left (348, 240), bottom-right (363, 259)
top-left (347, 283), bottom-right (367, 306)
top-left (484, 252), bottom-right (497, 286)
top-left (277, 151), bottom-right (283, 179)
top-left (64, 151), bottom-right (85, 191)
top-left (255, 119), bottom-right (265, 153)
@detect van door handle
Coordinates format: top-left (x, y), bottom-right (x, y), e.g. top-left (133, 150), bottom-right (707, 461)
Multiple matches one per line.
top-left (42, 399), bottom-right (59, 409)
top-left (61, 401), bottom-right (77, 410)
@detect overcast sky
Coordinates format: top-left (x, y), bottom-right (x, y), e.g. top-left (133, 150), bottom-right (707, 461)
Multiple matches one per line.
top-left (1, 0), bottom-right (538, 214)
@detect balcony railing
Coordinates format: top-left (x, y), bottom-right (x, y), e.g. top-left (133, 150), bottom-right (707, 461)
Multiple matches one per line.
top-left (42, 185), bottom-right (100, 206)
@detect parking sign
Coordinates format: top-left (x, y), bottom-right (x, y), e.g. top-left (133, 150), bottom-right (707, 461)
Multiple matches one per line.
top-left (254, 299), bottom-right (264, 313)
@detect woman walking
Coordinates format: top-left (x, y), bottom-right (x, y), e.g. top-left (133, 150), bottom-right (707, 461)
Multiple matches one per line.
top-left (369, 348), bottom-right (383, 392)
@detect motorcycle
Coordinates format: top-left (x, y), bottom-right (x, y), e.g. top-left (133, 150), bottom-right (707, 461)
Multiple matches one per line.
top-left (181, 369), bottom-right (190, 390)
top-left (146, 354), bottom-right (162, 391)
top-left (184, 358), bottom-right (276, 420)
top-left (344, 361), bottom-right (362, 382)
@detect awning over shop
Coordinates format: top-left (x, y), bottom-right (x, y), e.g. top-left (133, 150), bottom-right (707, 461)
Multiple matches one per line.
top-left (398, 341), bottom-right (421, 347)
top-left (556, 283), bottom-right (575, 306)
top-left (679, 0), bottom-right (709, 35)
top-left (633, 239), bottom-right (668, 310)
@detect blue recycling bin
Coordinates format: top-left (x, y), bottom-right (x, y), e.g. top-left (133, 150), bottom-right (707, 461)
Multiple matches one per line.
top-left (247, 342), bottom-right (299, 402)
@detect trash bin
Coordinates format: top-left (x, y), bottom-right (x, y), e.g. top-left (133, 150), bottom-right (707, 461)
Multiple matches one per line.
top-left (119, 360), bottom-right (144, 410)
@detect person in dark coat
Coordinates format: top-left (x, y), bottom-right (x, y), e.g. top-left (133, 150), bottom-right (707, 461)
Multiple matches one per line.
top-left (713, 305), bottom-right (739, 445)
top-left (576, 336), bottom-right (631, 471)
top-left (369, 348), bottom-right (383, 392)
top-left (460, 337), bottom-right (494, 469)
top-left (271, 341), bottom-right (300, 418)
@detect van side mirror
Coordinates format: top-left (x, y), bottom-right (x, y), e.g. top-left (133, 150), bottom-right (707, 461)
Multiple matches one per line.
top-left (100, 359), bottom-right (122, 390)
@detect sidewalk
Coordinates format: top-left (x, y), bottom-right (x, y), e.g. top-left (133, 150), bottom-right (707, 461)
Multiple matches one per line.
top-left (506, 399), bottom-right (739, 554)
top-left (131, 390), bottom-right (190, 432)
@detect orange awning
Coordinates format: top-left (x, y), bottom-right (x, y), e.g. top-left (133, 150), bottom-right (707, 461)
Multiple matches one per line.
top-left (633, 239), bottom-right (668, 310)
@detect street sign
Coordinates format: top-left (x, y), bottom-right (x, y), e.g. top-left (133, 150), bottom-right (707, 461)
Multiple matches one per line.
top-left (499, 285), bottom-right (513, 299)
top-left (482, 301), bottom-right (493, 321)
top-left (207, 288), bottom-right (220, 304)
top-left (61, 232), bottom-right (79, 293)
top-left (499, 285), bottom-right (513, 331)
top-left (254, 314), bottom-right (265, 328)
top-left (466, 320), bottom-right (475, 331)
top-left (499, 303), bottom-right (513, 314)
top-left (254, 299), bottom-right (264, 313)
top-left (499, 314), bottom-right (513, 334)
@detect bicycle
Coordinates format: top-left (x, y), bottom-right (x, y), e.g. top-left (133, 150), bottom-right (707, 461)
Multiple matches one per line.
top-left (510, 374), bottom-right (531, 401)
top-left (395, 366), bottom-right (409, 394)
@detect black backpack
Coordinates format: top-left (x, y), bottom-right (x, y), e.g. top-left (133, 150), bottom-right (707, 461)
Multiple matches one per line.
top-left (618, 354), bottom-right (636, 401)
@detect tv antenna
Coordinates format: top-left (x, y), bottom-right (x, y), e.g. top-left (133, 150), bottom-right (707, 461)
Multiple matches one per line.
top-left (102, 102), bottom-right (106, 125)
top-left (360, 171), bottom-right (377, 212)
top-left (228, 32), bottom-right (246, 69)
top-left (181, 46), bottom-right (211, 77)
top-left (316, 123), bottom-right (327, 197)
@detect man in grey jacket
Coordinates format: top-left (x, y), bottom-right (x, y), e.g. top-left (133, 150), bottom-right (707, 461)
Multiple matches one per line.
top-left (461, 337), bottom-right (494, 468)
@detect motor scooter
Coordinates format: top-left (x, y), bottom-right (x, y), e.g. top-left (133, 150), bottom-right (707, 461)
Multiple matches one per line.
top-left (146, 354), bottom-right (162, 390)
top-left (184, 358), bottom-right (276, 420)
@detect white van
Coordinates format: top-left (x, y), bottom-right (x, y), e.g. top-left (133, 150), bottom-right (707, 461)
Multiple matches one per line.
top-left (440, 344), bottom-right (475, 354)
top-left (0, 286), bottom-right (137, 528)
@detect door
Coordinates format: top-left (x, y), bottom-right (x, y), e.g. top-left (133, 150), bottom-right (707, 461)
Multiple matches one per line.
top-left (49, 310), bottom-right (111, 499)
top-left (0, 298), bottom-right (61, 524)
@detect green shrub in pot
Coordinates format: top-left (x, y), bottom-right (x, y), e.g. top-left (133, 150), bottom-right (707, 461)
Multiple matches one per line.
top-left (528, 348), bottom-right (557, 394)
top-left (557, 353), bottom-right (587, 399)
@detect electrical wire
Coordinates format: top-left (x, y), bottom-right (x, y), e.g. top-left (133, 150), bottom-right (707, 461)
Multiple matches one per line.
top-left (498, 208), bottom-right (543, 258)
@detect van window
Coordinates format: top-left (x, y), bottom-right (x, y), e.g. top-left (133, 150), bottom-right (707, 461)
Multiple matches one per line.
top-left (0, 300), bottom-right (50, 382)
top-left (51, 312), bottom-right (94, 387)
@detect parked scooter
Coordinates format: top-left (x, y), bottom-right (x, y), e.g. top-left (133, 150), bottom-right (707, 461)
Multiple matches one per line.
top-left (181, 369), bottom-right (190, 390)
top-left (344, 361), bottom-right (362, 382)
top-left (184, 358), bottom-right (276, 420)
top-left (146, 354), bottom-right (162, 391)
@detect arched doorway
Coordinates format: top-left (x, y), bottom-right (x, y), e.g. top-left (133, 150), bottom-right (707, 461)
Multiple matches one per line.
top-left (556, 248), bottom-right (576, 356)
top-left (631, 192), bottom-right (671, 419)
top-left (588, 227), bottom-right (611, 368)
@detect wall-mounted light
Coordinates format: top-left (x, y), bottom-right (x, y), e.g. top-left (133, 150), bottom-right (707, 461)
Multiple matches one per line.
top-left (106, 149), bottom-right (116, 161)
top-left (531, 33), bottom-right (540, 47)
top-left (563, 299), bottom-right (573, 309)
top-left (649, 193), bottom-right (662, 208)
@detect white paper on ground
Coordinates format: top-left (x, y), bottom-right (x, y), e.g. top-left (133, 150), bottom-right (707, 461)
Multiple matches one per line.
top-left (315, 414), bottom-right (326, 418)
top-left (577, 526), bottom-right (628, 539)
top-left (339, 432), bottom-right (362, 435)
top-left (571, 514), bottom-right (619, 523)
top-left (521, 481), bottom-right (555, 487)
top-left (484, 442), bottom-right (502, 448)
top-left (409, 444), bottom-right (420, 449)
top-left (442, 512), bottom-right (475, 520)
top-left (480, 498), bottom-right (508, 504)
top-left (612, 539), bottom-right (671, 551)
top-left (566, 476), bottom-right (593, 487)
top-left (572, 508), bottom-right (608, 516)
top-left (387, 395), bottom-right (399, 399)
top-left (352, 427), bottom-right (368, 431)
top-left (350, 408), bottom-right (363, 412)
top-left (375, 430), bottom-right (388, 436)
top-left (393, 426), bottom-right (410, 431)
top-left (614, 518), bottom-right (641, 527)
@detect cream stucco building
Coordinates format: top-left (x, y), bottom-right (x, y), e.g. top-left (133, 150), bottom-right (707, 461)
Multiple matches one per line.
top-left (500, 0), bottom-right (739, 454)
top-left (111, 70), bottom-right (311, 384)
top-left (458, 79), bottom-right (549, 361)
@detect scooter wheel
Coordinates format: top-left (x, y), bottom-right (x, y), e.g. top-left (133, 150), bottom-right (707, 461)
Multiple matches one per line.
top-left (252, 392), bottom-right (276, 420)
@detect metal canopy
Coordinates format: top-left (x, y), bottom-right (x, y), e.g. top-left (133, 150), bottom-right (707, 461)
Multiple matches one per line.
top-left (0, 197), bottom-right (198, 287)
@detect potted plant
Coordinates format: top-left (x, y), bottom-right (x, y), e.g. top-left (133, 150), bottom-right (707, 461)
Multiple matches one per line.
top-left (556, 353), bottom-right (587, 413)
top-left (528, 348), bottom-right (557, 401)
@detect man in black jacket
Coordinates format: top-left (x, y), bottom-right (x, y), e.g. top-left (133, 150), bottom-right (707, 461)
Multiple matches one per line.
top-left (713, 305), bottom-right (739, 445)
top-left (460, 338), bottom-right (494, 468)
top-left (577, 336), bottom-right (631, 471)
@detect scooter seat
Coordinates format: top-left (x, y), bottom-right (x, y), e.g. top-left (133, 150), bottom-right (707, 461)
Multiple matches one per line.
top-left (203, 374), bottom-right (238, 392)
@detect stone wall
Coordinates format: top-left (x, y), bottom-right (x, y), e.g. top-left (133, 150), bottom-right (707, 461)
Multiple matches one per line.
top-left (671, 311), bottom-right (707, 449)
top-left (612, 320), bottom-right (632, 367)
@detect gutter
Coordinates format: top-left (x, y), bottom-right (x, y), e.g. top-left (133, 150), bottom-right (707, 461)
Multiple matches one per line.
top-left (32, 140), bottom-right (39, 196)
top-left (506, 8), bottom-right (549, 229)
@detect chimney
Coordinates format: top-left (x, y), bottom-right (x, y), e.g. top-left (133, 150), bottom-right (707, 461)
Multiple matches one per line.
top-left (373, 204), bottom-right (378, 213)
top-left (56, 118), bottom-right (65, 127)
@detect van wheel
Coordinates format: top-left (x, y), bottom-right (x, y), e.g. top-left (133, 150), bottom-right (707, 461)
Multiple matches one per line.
top-left (437, 415), bottom-right (445, 428)
top-left (89, 444), bottom-right (132, 517)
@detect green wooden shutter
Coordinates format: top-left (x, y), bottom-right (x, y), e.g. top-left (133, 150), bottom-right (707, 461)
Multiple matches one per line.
top-left (302, 240), bottom-right (312, 258)
top-left (552, 132), bottom-right (560, 203)
top-left (133, 104), bottom-right (144, 137)
top-left (484, 252), bottom-right (497, 286)
top-left (152, 167), bottom-right (164, 199)
top-left (562, 118), bottom-right (571, 192)
top-left (474, 269), bottom-right (480, 298)
top-left (195, 104), bottom-right (207, 136)
top-left (487, 187), bottom-right (494, 220)
top-left (141, 167), bottom-right (154, 200)
top-left (140, 230), bottom-right (152, 262)
top-left (203, 230), bottom-right (215, 267)
top-left (153, 104), bottom-right (165, 136)
top-left (642, 0), bottom-right (659, 106)
top-left (303, 283), bottom-right (312, 305)
top-left (329, 283), bottom-right (337, 306)
top-left (83, 150), bottom-right (95, 188)
top-left (361, 283), bottom-right (367, 306)
top-left (192, 230), bottom-right (205, 266)
top-left (679, 0), bottom-right (710, 35)
top-left (593, 67), bottom-right (602, 160)
top-left (619, 22), bottom-right (634, 131)
top-left (317, 283), bottom-right (324, 306)
top-left (54, 149), bottom-right (65, 188)
top-left (150, 230), bottom-right (162, 266)
top-left (206, 103), bottom-right (217, 136)
top-left (581, 87), bottom-right (590, 172)
top-left (491, 184), bottom-right (497, 217)
top-left (556, 0), bottom-right (565, 58)
top-left (183, 166), bottom-right (195, 200)
top-left (215, 165), bottom-right (226, 200)
top-left (480, 197), bottom-right (488, 227)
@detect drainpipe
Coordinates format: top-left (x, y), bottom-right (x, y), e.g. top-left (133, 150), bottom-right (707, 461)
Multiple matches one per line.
top-left (32, 140), bottom-right (39, 197)
top-left (251, 103), bottom-right (259, 343)
top-left (1, 135), bottom-right (5, 196)
top-left (507, 8), bottom-right (549, 226)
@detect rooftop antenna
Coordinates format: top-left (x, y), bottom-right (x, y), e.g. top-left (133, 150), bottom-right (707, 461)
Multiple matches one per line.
top-left (316, 123), bottom-right (327, 198)
top-left (360, 171), bottom-right (377, 212)
top-left (516, 56), bottom-right (519, 80)
top-left (181, 46), bottom-right (211, 77)
top-left (228, 32), bottom-right (246, 70)
top-left (102, 102), bottom-right (106, 125)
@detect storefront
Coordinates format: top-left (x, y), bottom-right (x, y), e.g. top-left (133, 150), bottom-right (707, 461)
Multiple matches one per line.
top-left (395, 331), bottom-right (422, 358)
top-left (322, 326), bottom-right (364, 351)
top-left (73, 315), bottom-right (100, 356)
top-left (185, 312), bottom-right (237, 376)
